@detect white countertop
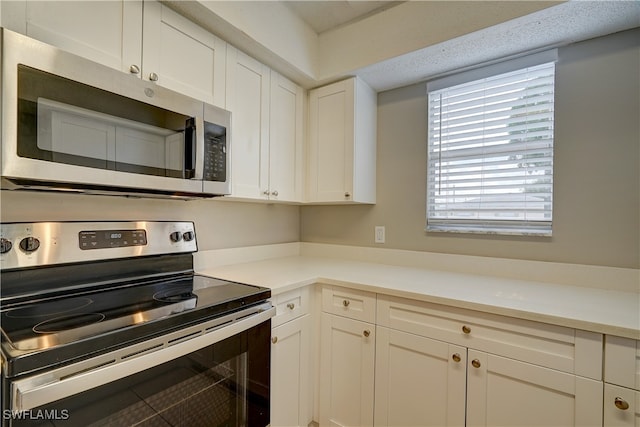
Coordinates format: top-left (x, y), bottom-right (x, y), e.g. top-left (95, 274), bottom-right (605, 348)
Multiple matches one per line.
top-left (197, 253), bottom-right (640, 340)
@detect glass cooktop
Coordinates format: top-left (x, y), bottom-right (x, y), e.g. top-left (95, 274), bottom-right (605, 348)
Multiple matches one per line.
top-left (0, 275), bottom-right (269, 371)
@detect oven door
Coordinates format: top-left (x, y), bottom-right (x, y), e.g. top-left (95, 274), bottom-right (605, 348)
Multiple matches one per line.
top-left (4, 305), bottom-right (273, 427)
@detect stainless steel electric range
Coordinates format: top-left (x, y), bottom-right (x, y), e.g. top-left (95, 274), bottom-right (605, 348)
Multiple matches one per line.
top-left (0, 221), bottom-right (274, 427)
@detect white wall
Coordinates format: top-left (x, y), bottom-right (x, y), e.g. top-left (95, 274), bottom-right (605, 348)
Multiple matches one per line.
top-left (301, 29), bottom-right (640, 269)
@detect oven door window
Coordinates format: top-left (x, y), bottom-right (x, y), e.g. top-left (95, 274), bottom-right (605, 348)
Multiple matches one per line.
top-left (17, 65), bottom-right (194, 179)
top-left (9, 322), bottom-right (270, 427)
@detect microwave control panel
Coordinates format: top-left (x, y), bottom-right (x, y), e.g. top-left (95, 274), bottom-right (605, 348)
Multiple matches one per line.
top-left (203, 122), bottom-right (227, 182)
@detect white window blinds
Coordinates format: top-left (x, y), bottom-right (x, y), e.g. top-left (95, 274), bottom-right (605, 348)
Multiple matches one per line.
top-left (427, 53), bottom-right (556, 236)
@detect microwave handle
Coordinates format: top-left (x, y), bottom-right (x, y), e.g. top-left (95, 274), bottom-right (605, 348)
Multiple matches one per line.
top-left (184, 118), bottom-right (196, 179)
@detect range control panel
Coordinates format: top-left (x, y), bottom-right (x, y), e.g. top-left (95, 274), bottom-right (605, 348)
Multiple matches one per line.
top-left (79, 229), bottom-right (148, 250)
top-left (0, 221), bottom-right (197, 270)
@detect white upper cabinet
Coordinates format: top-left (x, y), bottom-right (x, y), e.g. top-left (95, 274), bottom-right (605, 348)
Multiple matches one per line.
top-left (2, 1), bottom-right (227, 108)
top-left (307, 77), bottom-right (377, 204)
top-left (1, 0), bottom-right (142, 73)
top-left (142, 1), bottom-right (226, 107)
top-left (268, 72), bottom-right (304, 202)
top-left (225, 46), bottom-right (271, 200)
top-left (226, 46), bottom-right (304, 202)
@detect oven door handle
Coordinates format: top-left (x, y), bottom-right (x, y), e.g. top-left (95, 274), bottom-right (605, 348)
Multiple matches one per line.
top-left (12, 306), bottom-right (275, 411)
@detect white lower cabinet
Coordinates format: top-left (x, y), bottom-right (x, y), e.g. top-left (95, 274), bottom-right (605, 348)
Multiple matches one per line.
top-left (374, 327), bottom-right (466, 427)
top-left (320, 312), bottom-right (375, 427)
top-left (271, 315), bottom-right (311, 427)
top-left (466, 350), bottom-right (603, 427)
top-left (270, 287), bottom-right (312, 427)
top-left (604, 336), bottom-right (640, 426)
top-left (604, 384), bottom-right (640, 427)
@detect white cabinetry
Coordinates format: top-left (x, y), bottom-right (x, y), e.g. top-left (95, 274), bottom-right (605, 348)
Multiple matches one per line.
top-left (604, 336), bottom-right (640, 426)
top-left (374, 327), bottom-right (466, 426)
top-left (142, 1), bottom-right (226, 107)
top-left (373, 294), bottom-right (604, 427)
top-left (226, 48), bottom-right (304, 202)
top-left (268, 72), bottom-right (304, 202)
top-left (2, 1), bottom-right (227, 107)
top-left (308, 77), bottom-right (376, 204)
top-left (1, 0), bottom-right (142, 72)
top-left (270, 288), bottom-right (312, 427)
top-left (320, 286), bottom-right (376, 426)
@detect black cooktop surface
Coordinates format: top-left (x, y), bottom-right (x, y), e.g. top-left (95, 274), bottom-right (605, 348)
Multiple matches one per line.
top-left (0, 274), bottom-right (270, 377)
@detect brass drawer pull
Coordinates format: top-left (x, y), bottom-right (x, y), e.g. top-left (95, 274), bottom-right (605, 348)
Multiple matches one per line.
top-left (363, 330), bottom-right (371, 338)
top-left (343, 299), bottom-right (350, 307)
top-left (462, 325), bottom-right (471, 334)
top-left (271, 336), bottom-right (278, 344)
top-left (452, 353), bottom-right (462, 363)
top-left (286, 303), bottom-right (295, 310)
top-left (471, 359), bottom-right (481, 369)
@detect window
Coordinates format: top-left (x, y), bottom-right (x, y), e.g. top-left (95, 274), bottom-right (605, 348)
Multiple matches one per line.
top-left (427, 51), bottom-right (557, 236)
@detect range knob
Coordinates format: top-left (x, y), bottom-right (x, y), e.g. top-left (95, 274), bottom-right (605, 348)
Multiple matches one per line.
top-left (169, 231), bottom-right (183, 242)
top-left (182, 231), bottom-right (195, 242)
top-left (19, 237), bottom-right (40, 253)
top-left (0, 238), bottom-right (12, 254)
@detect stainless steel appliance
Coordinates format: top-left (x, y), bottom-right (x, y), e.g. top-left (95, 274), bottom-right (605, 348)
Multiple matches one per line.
top-left (0, 221), bottom-right (274, 426)
top-left (1, 28), bottom-right (231, 198)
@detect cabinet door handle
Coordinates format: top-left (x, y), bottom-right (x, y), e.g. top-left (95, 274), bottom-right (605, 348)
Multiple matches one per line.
top-left (462, 325), bottom-right (471, 334)
top-left (471, 359), bottom-right (481, 368)
top-left (286, 303), bottom-right (295, 310)
top-left (263, 190), bottom-right (270, 196)
top-left (345, 192), bottom-right (351, 198)
top-left (149, 72), bottom-right (159, 82)
top-left (363, 330), bottom-right (371, 338)
top-left (614, 397), bottom-right (630, 410)
top-left (452, 353), bottom-right (462, 363)
top-left (342, 299), bottom-right (350, 307)
top-left (271, 190), bottom-right (278, 197)
top-left (129, 64), bottom-right (140, 75)
top-left (271, 336), bottom-right (278, 344)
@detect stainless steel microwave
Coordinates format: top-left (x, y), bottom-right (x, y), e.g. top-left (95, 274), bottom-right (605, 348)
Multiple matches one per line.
top-left (1, 29), bottom-right (231, 198)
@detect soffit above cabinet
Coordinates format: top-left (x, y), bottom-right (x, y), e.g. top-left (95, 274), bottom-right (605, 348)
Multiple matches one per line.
top-left (164, 1), bottom-right (639, 92)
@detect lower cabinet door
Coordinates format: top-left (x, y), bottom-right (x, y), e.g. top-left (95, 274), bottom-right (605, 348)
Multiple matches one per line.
top-left (374, 327), bottom-right (466, 426)
top-left (320, 313), bottom-right (375, 427)
top-left (466, 350), bottom-right (603, 427)
top-left (271, 315), bottom-right (311, 427)
top-left (604, 383), bottom-right (640, 427)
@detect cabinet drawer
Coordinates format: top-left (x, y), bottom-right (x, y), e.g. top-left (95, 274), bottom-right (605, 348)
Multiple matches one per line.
top-left (605, 336), bottom-right (640, 391)
top-left (377, 295), bottom-right (602, 379)
top-left (271, 287), bottom-right (310, 328)
top-left (322, 285), bottom-right (376, 323)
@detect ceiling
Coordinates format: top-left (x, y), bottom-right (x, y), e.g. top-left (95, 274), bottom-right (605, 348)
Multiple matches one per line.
top-left (282, 1), bottom-right (403, 34)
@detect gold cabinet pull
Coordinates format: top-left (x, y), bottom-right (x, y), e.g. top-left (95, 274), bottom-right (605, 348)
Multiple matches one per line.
top-left (342, 299), bottom-right (350, 307)
top-left (462, 325), bottom-right (471, 334)
top-left (286, 303), bottom-right (295, 310)
top-left (363, 330), bottom-right (371, 338)
top-left (471, 359), bottom-right (481, 368)
top-left (271, 336), bottom-right (278, 344)
top-left (614, 397), bottom-right (630, 410)
top-left (452, 353), bottom-right (462, 363)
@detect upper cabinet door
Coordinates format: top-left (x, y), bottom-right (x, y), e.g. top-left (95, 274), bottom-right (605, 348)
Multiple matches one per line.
top-left (307, 77), bottom-right (376, 204)
top-left (225, 45), bottom-right (271, 199)
top-left (269, 72), bottom-right (304, 202)
top-left (142, 0), bottom-right (226, 107)
top-left (2, 0), bottom-right (143, 73)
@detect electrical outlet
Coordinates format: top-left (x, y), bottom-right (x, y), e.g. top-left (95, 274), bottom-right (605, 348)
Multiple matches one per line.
top-left (375, 226), bottom-right (385, 244)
